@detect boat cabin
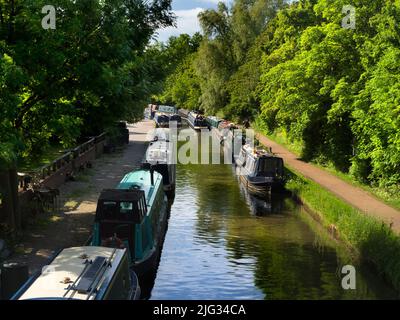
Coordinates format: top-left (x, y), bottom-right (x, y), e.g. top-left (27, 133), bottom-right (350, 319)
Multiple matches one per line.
top-left (169, 114), bottom-right (182, 127)
top-left (12, 246), bottom-right (140, 300)
top-left (154, 114), bottom-right (170, 128)
top-left (237, 145), bottom-right (285, 195)
top-left (143, 139), bottom-right (176, 193)
top-left (206, 116), bottom-right (223, 129)
top-left (91, 170), bottom-right (168, 276)
top-left (149, 128), bottom-right (170, 142)
top-left (244, 153), bottom-right (284, 178)
top-left (187, 111), bottom-right (208, 130)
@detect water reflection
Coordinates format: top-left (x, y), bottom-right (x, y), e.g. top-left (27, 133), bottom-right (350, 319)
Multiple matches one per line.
top-left (149, 130), bottom-right (398, 300)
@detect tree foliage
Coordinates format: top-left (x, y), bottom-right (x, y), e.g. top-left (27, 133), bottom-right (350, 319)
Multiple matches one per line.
top-left (0, 0), bottom-right (174, 163)
top-left (159, 0), bottom-right (400, 189)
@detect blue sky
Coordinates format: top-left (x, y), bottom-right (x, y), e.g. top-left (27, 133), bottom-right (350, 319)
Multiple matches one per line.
top-left (156, 0), bottom-right (232, 42)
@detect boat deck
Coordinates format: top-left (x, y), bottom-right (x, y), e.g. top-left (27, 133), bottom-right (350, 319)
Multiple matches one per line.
top-left (16, 247), bottom-right (125, 300)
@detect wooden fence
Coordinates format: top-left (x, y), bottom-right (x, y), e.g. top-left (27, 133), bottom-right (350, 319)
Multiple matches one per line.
top-left (17, 133), bottom-right (107, 191)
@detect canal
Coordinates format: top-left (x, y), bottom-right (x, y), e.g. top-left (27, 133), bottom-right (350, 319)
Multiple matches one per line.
top-left (149, 130), bottom-right (397, 300)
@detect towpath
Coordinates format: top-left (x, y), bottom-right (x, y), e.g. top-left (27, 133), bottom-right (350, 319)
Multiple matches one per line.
top-left (10, 120), bottom-right (154, 274)
top-left (256, 133), bottom-right (400, 233)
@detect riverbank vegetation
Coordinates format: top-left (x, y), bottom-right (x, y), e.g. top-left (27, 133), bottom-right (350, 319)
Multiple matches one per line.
top-left (0, 0), bottom-right (175, 235)
top-left (156, 0), bottom-right (400, 204)
top-left (285, 168), bottom-right (400, 291)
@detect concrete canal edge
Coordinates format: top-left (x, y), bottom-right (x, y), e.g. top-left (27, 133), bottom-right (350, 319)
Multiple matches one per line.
top-left (283, 166), bottom-right (400, 293)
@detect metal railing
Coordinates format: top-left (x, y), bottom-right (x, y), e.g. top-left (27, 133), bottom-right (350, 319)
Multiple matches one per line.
top-left (17, 132), bottom-right (107, 190)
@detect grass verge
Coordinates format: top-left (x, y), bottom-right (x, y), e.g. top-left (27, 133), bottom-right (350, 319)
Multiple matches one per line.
top-left (285, 167), bottom-right (400, 292)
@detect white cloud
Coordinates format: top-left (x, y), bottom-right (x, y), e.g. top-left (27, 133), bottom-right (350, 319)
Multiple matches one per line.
top-left (155, 8), bottom-right (204, 43)
top-left (198, 0), bottom-right (230, 4)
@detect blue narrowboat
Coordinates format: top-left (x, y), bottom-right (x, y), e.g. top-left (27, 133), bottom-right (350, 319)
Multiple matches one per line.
top-left (236, 145), bottom-right (285, 197)
top-left (91, 169), bottom-right (169, 283)
top-left (187, 111), bottom-right (209, 130)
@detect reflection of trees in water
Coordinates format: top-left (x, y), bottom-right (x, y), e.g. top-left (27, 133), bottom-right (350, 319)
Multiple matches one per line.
top-left (175, 138), bottom-right (395, 300)
top-left (179, 160), bottom-right (246, 244)
top-left (224, 210), bottom-right (388, 299)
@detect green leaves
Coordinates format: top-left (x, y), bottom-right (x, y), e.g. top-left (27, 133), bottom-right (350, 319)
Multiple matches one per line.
top-left (0, 0), bottom-right (174, 165)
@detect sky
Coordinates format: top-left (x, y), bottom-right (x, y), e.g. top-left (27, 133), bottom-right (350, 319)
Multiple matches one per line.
top-left (155, 0), bottom-right (232, 43)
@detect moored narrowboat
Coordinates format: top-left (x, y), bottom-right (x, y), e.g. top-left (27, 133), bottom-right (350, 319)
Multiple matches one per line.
top-left (12, 246), bottom-right (141, 300)
top-left (91, 169), bottom-right (169, 283)
top-left (206, 116), bottom-right (223, 129)
top-left (143, 138), bottom-right (176, 198)
top-left (154, 114), bottom-right (170, 128)
top-left (187, 111), bottom-right (209, 130)
top-left (236, 145), bottom-right (285, 197)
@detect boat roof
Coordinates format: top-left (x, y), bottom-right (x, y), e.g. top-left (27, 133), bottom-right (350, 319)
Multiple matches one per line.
top-left (242, 145), bottom-right (282, 160)
top-left (117, 170), bottom-right (163, 204)
top-left (188, 111), bottom-right (203, 117)
top-left (149, 128), bottom-right (170, 142)
top-left (155, 114), bottom-right (169, 120)
top-left (207, 116), bottom-right (223, 121)
top-left (99, 189), bottom-right (145, 202)
top-left (158, 105), bottom-right (177, 114)
top-left (17, 247), bottom-right (125, 300)
top-left (144, 140), bottom-right (172, 165)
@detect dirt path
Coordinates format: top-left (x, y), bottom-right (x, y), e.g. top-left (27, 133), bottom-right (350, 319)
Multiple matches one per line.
top-left (10, 120), bottom-right (154, 274)
top-left (256, 133), bottom-right (400, 233)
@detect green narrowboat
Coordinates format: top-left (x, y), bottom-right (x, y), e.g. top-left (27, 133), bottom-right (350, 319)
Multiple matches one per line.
top-left (91, 169), bottom-right (169, 284)
top-left (206, 116), bottom-right (223, 129)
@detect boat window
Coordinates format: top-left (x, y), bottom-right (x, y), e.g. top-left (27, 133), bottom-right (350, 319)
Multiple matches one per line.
top-left (98, 200), bottom-right (143, 223)
top-left (102, 202), bottom-right (119, 219)
top-left (257, 158), bottom-right (284, 176)
top-left (120, 202), bottom-right (133, 214)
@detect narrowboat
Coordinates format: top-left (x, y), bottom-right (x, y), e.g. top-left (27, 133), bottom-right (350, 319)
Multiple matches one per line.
top-left (154, 114), bottom-right (170, 128)
top-left (142, 138), bottom-right (176, 197)
top-left (12, 246), bottom-right (141, 300)
top-left (91, 169), bottom-right (169, 283)
top-left (236, 145), bottom-right (285, 197)
top-left (158, 105), bottom-right (177, 115)
top-left (214, 120), bottom-right (238, 145)
top-left (239, 180), bottom-right (283, 216)
top-left (187, 111), bottom-right (209, 130)
top-left (169, 114), bottom-right (182, 128)
top-left (206, 116), bottom-right (223, 129)
top-left (149, 128), bottom-right (170, 142)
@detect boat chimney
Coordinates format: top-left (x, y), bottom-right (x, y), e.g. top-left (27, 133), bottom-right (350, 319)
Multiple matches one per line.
top-left (150, 166), bottom-right (155, 186)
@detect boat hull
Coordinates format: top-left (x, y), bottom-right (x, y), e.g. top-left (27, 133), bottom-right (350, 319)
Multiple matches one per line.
top-left (239, 174), bottom-right (285, 198)
top-left (131, 196), bottom-right (170, 299)
top-left (239, 174), bottom-right (271, 198)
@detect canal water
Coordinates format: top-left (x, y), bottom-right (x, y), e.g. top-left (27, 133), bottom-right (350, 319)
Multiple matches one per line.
top-left (149, 131), bottom-right (398, 300)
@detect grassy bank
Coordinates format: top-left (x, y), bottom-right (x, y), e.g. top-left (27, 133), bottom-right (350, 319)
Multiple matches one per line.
top-left (285, 168), bottom-right (400, 292)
